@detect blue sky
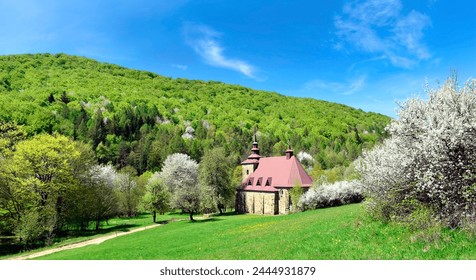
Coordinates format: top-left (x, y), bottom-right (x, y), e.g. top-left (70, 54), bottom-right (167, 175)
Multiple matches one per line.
top-left (0, 0), bottom-right (475, 117)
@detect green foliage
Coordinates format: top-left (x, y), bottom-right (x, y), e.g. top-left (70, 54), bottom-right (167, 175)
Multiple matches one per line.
top-left (310, 160), bottom-right (360, 185)
top-left (0, 53), bottom-right (389, 173)
top-left (115, 170), bottom-right (140, 217)
top-left (13, 133), bottom-right (80, 204)
top-left (0, 122), bottom-right (26, 155)
top-left (70, 164), bottom-right (120, 231)
top-left (0, 134), bottom-right (82, 244)
top-left (198, 147), bottom-right (234, 214)
top-left (13, 210), bottom-right (43, 246)
top-left (290, 183), bottom-right (304, 212)
top-left (394, 203), bottom-right (447, 250)
top-left (141, 175), bottom-right (171, 222)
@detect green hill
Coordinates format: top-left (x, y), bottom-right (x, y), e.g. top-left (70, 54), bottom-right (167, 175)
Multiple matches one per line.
top-left (34, 204), bottom-right (476, 260)
top-left (0, 53), bottom-right (390, 172)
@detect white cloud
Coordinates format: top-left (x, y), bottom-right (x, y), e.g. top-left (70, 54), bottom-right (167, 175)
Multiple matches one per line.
top-left (183, 23), bottom-right (257, 78)
top-left (342, 0), bottom-right (402, 26)
top-left (304, 75), bottom-right (367, 95)
top-left (335, 0), bottom-right (431, 68)
top-left (392, 10), bottom-right (431, 59)
top-left (171, 64), bottom-right (188, 70)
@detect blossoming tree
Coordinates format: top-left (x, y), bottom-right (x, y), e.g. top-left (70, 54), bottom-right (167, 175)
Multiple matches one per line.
top-left (359, 77), bottom-right (476, 228)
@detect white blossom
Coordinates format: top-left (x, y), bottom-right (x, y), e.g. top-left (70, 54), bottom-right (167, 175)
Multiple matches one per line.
top-left (159, 153), bottom-right (200, 219)
top-left (358, 77), bottom-right (476, 227)
top-left (297, 151), bottom-right (314, 163)
top-left (182, 126), bottom-right (195, 139)
top-left (202, 120), bottom-right (210, 130)
top-left (299, 180), bottom-right (363, 210)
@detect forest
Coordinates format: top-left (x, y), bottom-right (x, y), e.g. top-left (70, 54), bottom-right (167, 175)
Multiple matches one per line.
top-left (0, 53), bottom-right (390, 248)
top-left (0, 53), bottom-right (389, 172)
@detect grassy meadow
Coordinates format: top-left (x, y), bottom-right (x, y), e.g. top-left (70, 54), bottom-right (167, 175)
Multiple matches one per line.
top-left (0, 212), bottom-right (186, 259)
top-left (33, 204), bottom-right (476, 260)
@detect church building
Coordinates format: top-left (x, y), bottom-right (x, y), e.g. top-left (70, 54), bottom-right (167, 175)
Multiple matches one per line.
top-left (235, 137), bottom-right (313, 215)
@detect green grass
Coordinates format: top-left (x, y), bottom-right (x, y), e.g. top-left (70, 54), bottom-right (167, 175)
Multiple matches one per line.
top-left (0, 211), bottom-right (188, 259)
top-left (34, 204), bottom-right (476, 260)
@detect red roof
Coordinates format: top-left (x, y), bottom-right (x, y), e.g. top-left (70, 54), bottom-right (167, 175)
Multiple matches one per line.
top-left (241, 158), bottom-right (259, 164)
top-left (242, 155), bottom-right (313, 192)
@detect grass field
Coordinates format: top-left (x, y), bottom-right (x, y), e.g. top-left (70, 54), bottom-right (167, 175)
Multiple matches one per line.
top-left (0, 212), bottom-right (187, 259)
top-left (34, 204), bottom-right (476, 260)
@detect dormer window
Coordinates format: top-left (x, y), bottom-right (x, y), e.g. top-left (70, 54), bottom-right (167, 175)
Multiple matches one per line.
top-left (247, 177), bottom-right (254, 186)
top-left (256, 177), bottom-right (263, 186)
top-left (265, 178), bottom-right (272, 186)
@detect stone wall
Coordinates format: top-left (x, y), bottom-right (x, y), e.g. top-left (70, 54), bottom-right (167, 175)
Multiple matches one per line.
top-left (235, 190), bottom-right (247, 213)
top-left (235, 191), bottom-right (278, 215)
top-left (278, 188), bottom-right (290, 215)
top-left (242, 164), bottom-right (255, 181)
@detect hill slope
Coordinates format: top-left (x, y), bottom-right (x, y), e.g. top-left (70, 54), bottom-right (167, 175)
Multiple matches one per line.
top-left (34, 204), bottom-right (476, 260)
top-left (0, 53), bottom-right (390, 172)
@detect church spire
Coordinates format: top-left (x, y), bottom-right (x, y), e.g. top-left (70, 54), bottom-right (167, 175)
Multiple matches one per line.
top-left (248, 135), bottom-right (261, 160)
top-left (241, 135), bottom-right (261, 181)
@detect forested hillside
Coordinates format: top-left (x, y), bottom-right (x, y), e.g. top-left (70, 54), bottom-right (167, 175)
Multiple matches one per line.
top-left (0, 53), bottom-right (390, 173)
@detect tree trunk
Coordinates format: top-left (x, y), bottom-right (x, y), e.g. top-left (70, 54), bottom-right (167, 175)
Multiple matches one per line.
top-left (189, 211), bottom-right (194, 221)
top-left (152, 210), bottom-right (156, 223)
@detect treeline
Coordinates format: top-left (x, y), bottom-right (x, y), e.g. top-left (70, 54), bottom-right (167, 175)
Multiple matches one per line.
top-left (0, 123), bottom-right (236, 246)
top-left (0, 54), bottom-right (390, 174)
top-left (0, 124), bottom-right (143, 245)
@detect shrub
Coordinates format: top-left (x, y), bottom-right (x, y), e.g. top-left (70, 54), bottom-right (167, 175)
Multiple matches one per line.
top-left (290, 183), bottom-right (304, 212)
top-left (14, 211), bottom-right (42, 246)
top-left (358, 77), bottom-right (476, 228)
top-left (299, 180), bottom-right (363, 210)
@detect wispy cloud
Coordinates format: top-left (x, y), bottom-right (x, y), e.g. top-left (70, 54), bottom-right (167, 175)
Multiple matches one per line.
top-left (171, 64), bottom-right (188, 70)
top-left (183, 23), bottom-right (257, 78)
top-left (334, 0), bottom-right (431, 68)
top-left (304, 75), bottom-right (367, 95)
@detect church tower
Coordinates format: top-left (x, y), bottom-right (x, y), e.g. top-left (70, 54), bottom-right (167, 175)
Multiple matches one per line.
top-left (241, 135), bottom-right (261, 181)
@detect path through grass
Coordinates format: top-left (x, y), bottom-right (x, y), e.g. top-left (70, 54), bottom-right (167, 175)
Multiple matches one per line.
top-left (35, 204), bottom-right (476, 260)
top-left (0, 211), bottom-right (188, 259)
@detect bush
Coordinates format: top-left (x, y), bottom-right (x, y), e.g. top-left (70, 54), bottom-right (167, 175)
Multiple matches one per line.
top-left (290, 183), bottom-right (304, 212)
top-left (299, 180), bottom-right (363, 210)
top-left (14, 211), bottom-right (42, 246)
top-left (358, 77), bottom-right (476, 228)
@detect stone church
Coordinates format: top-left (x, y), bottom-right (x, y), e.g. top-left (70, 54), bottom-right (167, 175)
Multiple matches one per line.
top-left (235, 138), bottom-right (313, 215)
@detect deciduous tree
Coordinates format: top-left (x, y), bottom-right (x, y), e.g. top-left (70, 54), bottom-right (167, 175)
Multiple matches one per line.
top-left (72, 164), bottom-right (119, 230)
top-left (115, 167), bottom-right (139, 217)
top-left (142, 173), bottom-right (171, 222)
top-left (198, 147), bottom-right (233, 214)
top-left (160, 153), bottom-right (200, 221)
top-left (10, 134), bottom-right (81, 243)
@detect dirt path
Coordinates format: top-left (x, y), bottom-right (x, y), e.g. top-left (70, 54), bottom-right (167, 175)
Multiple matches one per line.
top-left (7, 223), bottom-right (162, 260)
